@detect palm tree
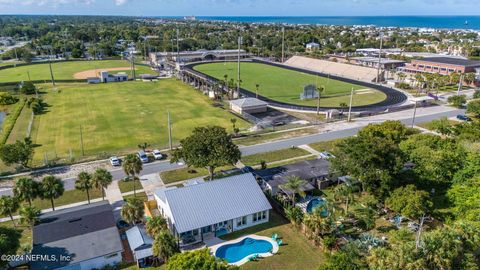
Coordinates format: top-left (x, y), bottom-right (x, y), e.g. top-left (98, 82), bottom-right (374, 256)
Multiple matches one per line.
top-left (13, 177), bottom-right (39, 206)
top-left (333, 184), bottom-right (356, 214)
top-left (122, 154), bottom-right (143, 197)
top-left (152, 230), bottom-right (179, 263)
top-left (285, 206), bottom-right (304, 227)
top-left (146, 216), bottom-right (168, 237)
top-left (255, 83), bottom-right (260, 98)
top-left (0, 196), bottom-right (20, 227)
top-left (280, 176), bottom-right (307, 205)
top-left (121, 197), bottom-right (144, 225)
top-left (19, 205), bottom-right (40, 230)
top-left (40, 176), bottom-right (64, 211)
top-left (75, 171), bottom-right (93, 204)
top-left (92, 168), bottom-right (113, 200)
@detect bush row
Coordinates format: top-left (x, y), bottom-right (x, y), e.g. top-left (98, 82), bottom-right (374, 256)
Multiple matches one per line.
top-left (0, 98), bottom-right (26, 145)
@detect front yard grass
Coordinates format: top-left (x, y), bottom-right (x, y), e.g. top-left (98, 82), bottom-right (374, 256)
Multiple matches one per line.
top-left (30, 188), bottom-right (103, 211)
top-left (123, 192), bottom-right (148, 201)
top-left (221, 211), bottom-right (324, 270)
top-left (118, 178), bottom-right (142, 194)
top-left (0, 220), bottom-right (33, 252)
top-left (235, 127), bottom-right (318, 146)
top-left (308, 139), bottom-right (341, 153)
top-left (160, 165), bottom-right (236, 185)
top-left (241, 148), bottom-right (311, 167)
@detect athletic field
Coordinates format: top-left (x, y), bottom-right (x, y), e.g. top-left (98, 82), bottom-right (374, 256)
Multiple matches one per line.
top-left (25, 80), bottom-right (248, 165)
top-left (0, 60), bottom-right (155, 83)
top-left (194, 62), bottom-right (386, 107)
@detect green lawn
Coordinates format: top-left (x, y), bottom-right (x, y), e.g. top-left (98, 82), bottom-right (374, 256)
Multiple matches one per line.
top-left (0, 60), bottom-right (154, 83)
top-left (160, 165), bottom-right (235, 185)
top-left (241, 148), bottom-right (311, 166)
top-left (26, 80), bottom-right (249, 165)
top-left (118, 178), bottom-right (142, 194)
top-left (221, 211), bottom-right (324, 270)
top-left (194, 62), bottom-right (386, 107)
top-left (0, 220), bottom-right (32, 252)
top-left (123, 192), bottom-right (148, 201)
top-left (308, 139), bottom-right (342, 153)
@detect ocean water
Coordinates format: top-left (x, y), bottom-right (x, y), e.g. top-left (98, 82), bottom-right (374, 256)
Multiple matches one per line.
top-left (194, 16), bottom-right (480, 30)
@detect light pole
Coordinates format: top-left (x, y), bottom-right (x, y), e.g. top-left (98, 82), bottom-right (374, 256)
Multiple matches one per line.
top-left (237, 36), bottom-right (242, 98)
top-left (281, 27), bottom-right (285, 63)
top-left (48, 49), bottom-right (56, 86)
top-left (411, 100), bottom-right (418, 128)
top-left (457, 74), bottom-right (464, 95)
top-left (376, 32), bottom-right (384, 84)
top-left (347, 88), bottom-right (354, 122)
top-left (168, 111), bottom-right (173, 150)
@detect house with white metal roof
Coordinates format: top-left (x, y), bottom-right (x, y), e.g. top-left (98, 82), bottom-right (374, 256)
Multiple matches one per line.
top-left (125, 225), bottom-right (155, 267)
top-left (153, 173), bottom-right (272, 247)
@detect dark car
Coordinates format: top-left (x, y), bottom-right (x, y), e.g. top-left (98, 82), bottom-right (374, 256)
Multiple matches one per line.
top-left (457, 114), bottom-right (471, 121)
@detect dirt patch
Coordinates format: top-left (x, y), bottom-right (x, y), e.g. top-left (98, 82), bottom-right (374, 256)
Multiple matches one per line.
top-left (73, 67), bottom-right (131, 79)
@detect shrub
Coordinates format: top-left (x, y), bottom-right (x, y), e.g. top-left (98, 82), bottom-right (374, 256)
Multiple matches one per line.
top-left (473, 90), bottom-right (480, 99)
top-left (466, 100), bottom-right (480, 118)
top-left (397, 82), bottom-right (411, 90)
top-left (0, 93), bottom-right (19, 105)
top-left (0, 98), bottom-right (26, 144)
top-left (20, 81), bottom-right (36, 95)
top-left (447, 95), bottom-right (466, 108)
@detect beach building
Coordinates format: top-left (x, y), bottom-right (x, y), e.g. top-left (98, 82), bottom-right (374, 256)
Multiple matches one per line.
top-left (30, 201), bottom-right (123, 270)
top-left (153, 173), bottom-right (272, 248)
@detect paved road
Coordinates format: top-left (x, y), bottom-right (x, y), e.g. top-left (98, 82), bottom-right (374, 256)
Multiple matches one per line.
top-left (0, 106), bottom-right (464, 196)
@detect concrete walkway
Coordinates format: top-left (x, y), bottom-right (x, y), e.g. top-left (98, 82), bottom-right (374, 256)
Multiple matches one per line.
top-left (298, 144), bottom-right (322, 157)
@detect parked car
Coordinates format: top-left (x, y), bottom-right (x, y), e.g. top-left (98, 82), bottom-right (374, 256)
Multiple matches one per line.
top-left (319, 152), bottom-right (335, 159)
top-left (152, 149), bottom-right (163, 160)
top-left (457, 114), bottom-right (471, 121)
top-left (137, 150), bottom-right (149, 163)
top-left (110, 156), bottom-right (121, 166)
top-left (272, 120), bottom-right (285, 126)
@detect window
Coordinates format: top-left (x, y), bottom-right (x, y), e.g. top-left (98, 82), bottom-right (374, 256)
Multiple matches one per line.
top-left (236, 216), bottom-right (247, 227)
top-left (253, 211), bottom-right (267, 222)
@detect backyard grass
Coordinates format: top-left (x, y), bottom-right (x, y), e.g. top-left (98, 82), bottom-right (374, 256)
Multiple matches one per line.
top-left (118, 178), bottom-right (142, 194)
top-left (241, 147), bottom-right (311, 166)
top-left (0, 60), bottom-right (155, 83)
top-left (221, 211), bottom-right (324, 270)
top-left (194, 62), bottom-right (386, 107)
top-left (26, 80), bottom-right (249, 165)
top-left (160, 165), bottom-right (236, 185)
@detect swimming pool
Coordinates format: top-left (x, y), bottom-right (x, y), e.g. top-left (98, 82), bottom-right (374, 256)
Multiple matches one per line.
top-left (215, 237), bottom-right (274, 264)
top-left (306, 198), bottom-right (327, 215)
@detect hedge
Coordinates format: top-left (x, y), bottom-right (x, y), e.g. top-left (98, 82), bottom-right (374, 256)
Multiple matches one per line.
top-left (0, 98), bottom-right (26, 145)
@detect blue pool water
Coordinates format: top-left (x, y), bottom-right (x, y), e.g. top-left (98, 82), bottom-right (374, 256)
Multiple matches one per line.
top-left (215, 238), bottom-right (273, 263)
top-left (306, 198), bottom-right (328, 216)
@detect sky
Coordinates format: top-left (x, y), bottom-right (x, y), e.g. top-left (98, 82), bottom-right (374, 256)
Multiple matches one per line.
top-left (0, 0), bottom-right (478, 16)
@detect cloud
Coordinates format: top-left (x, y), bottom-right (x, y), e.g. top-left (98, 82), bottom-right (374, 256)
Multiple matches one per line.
top-left (114, 0), bottom-right (127, 5)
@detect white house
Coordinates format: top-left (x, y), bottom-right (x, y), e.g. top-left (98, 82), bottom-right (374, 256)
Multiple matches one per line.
top-left (87, 71), bottom-right (129, 83)
top-left (153, 173), bottom-right (272, 247)
top-left (306, 42), bottom-right (320, 51)
top-left (126, 225), bottom-right (155, 268)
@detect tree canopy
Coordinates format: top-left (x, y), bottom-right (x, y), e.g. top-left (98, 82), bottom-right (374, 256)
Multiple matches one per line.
top-left (166, 248), bottom-right (239, 270)
top-left (386, 185), bottom-right (432, 221)
top-left (171, 126), bottom-right (241, 180)
top-left (0, 138), bottom-right (34, 168)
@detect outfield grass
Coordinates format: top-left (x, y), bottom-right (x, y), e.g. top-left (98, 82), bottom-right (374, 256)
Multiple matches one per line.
top-left (194, 62), bottom-right (386, 107)
top-left (221, 211), bottom-right (324, 270)
top-left (27, 80), bottom-right (249, 165)
top-left (0, 60), bottom-right (154, 83)
top-left (241, 148), bottom-right (311, 166)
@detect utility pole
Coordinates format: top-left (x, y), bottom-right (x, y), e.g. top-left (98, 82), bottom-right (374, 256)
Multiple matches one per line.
top-left (348, 87), bottom-right (354, 122)
top-left (14, 47), bottom-right (18, 61)
top-left (131, 53), bottom-right (136, 80)
top-left (176, 29), bottom-right (180, 57)
top-left (376, 32), bottom-right (384, 83)
top-left (457, 74), bottom-right (464, 95)
top-left (281, 27), bottom-right (285, 63)
top-left (27, 71), bottom-right (31, 81)
top-left (237, 36), bottom-right (242, 98)
top-left (80, 125), bottom-right (85, 156)
top-left (48, 49), bottom-right (56, 86)
top-left (411, 100), bottom-right (418, 128)
top-left (168, 111), bottom-right (173, 150)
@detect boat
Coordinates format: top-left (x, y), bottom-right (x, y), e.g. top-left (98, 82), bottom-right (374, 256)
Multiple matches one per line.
top-left (464, 20), bottom-right (469, 25)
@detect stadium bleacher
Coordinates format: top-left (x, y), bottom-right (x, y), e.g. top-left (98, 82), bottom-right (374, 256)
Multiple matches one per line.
top-left (284, 56), bottom-right (380, 82)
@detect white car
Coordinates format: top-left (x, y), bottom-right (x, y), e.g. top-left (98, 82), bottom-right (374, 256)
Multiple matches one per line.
top-left (152, 149), bottom-right (163, 160)
top-left (319, 152), bottom-right (335, 159)
top-left (110, 156), bottom-right (120, 166)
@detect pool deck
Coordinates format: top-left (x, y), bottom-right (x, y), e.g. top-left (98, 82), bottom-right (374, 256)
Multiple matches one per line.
top-left (208, 234), bottom-right (280, 266)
